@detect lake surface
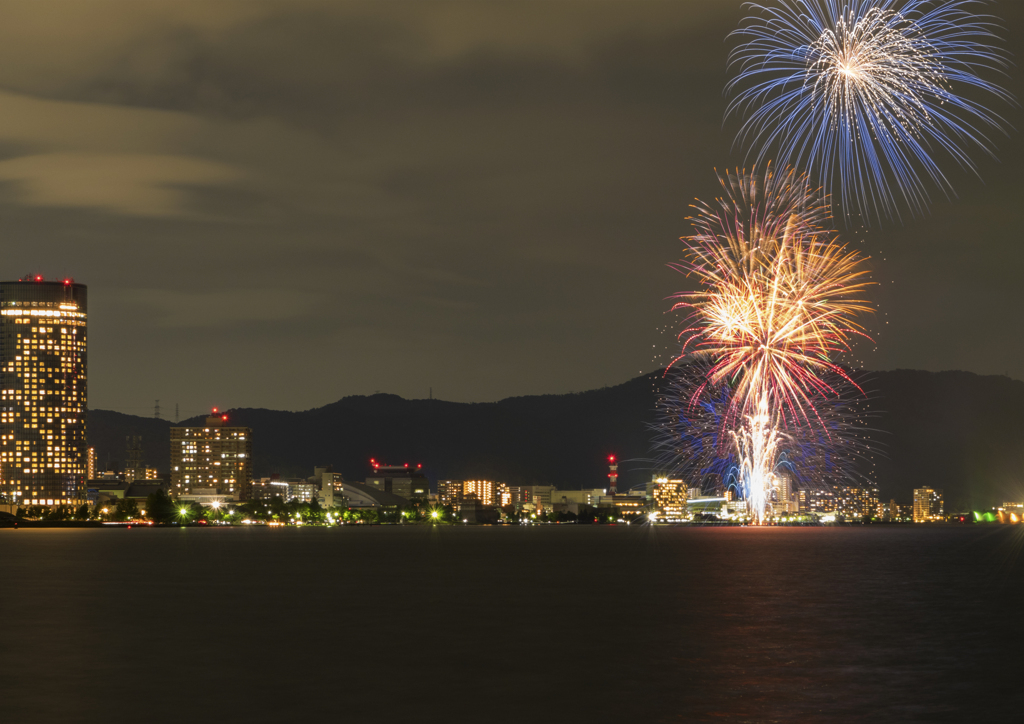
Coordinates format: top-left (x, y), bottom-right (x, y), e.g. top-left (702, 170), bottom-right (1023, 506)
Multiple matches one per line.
top-left (1, 525), bottom-right (1021, 723)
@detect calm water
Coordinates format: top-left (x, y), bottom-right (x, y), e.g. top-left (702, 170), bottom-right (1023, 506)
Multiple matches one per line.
top-left (1, 525), bottom-right (1022, 723)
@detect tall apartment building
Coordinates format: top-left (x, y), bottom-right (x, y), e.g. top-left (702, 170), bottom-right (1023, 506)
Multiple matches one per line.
top-left (170, 410), bottom-right (252, 501)
top-left (0, 277), bottom-right (88, 508)
top-left (913, 488), bottom-right (944, 522)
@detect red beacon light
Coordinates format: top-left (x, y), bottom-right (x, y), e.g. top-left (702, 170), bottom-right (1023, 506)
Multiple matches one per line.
top-left (221, 415), bottom-right (228, 422)
top-left (417, 464), bottom-right (422, 469)
top-left (34, 275), bottom-right (42, 282)
top-left (404, 463), bottom-right (409, 468)
top-left (212, 407), bottom-right (219, 414)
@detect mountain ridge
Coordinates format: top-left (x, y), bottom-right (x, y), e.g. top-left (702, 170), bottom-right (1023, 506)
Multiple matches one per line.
top-left (87, 368), bottom-right (1024, 511)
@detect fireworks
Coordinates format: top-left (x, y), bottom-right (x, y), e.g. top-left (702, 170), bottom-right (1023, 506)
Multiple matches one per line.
top-left (666, 168), bottom-right (874, 521)
top-left (727, 0), bottom-right (1011, 220)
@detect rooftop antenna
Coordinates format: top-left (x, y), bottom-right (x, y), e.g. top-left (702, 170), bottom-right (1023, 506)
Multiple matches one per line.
top-left (175, 403), bottom-right (179, 423)
top-left (154, 399), bottom-right (161, 420)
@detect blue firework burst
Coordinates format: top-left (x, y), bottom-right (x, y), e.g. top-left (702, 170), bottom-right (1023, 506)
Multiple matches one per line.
top-left (727, 0), bottom-right (1012, 222)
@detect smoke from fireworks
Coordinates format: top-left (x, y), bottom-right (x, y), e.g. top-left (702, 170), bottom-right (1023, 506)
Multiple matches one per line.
top-left (667, 167), bottom-right (874, 521)
top-left (727, 0), bottom-right (1011, 221)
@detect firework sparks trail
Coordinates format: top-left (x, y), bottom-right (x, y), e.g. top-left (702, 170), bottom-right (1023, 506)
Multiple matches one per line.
top-left (669, 167), bottom-right (874, 521)
top-left (727, 0), bottom-right (1012, 221)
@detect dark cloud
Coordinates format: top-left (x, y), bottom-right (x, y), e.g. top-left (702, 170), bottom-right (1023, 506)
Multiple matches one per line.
top-left (0, 0), bottom-right (1017, 414)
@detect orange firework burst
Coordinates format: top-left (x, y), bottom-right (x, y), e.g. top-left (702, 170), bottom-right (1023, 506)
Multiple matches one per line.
top-left (671, 166), bottom-right (875, 430)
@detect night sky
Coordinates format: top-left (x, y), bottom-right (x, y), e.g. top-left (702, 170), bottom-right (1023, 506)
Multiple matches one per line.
top-left (0, 1), bottom-right (1020, 415)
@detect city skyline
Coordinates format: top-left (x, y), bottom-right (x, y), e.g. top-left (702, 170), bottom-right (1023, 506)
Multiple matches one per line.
top-left (0, 1), bottom-right (1019, 416)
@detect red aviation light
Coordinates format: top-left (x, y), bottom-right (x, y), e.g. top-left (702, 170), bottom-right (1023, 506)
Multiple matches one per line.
top-left (221, 415), bottom-right (228, 422)
top-left (404, 463), bottom-right (409, 467)
top-left (608, 455), bottom-right (616, 462)
top-left (63, 279), bottom-right (71, 285)
top-left (212, 407), bottom-right (219, 413)
top-left (34, 275), bottom-right (42, 282)
top-left (417, 463), bottom-right (422, 469)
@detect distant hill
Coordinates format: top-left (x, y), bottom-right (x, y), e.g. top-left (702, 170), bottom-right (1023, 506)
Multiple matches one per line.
top-left (87, 369), bottom-right (1024, 511)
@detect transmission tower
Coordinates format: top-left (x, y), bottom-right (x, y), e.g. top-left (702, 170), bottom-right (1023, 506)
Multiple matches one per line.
top-left (154, 399), bottom-right (161, 419)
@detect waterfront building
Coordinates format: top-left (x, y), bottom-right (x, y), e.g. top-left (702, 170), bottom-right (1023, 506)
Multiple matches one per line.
top-left (462, 479), bottom-right (495, 506)
top-left (86, 446), bottom-right (96, 481)
top-left (251, 479), bottom-right (290, 501)
top-left (438, 479), bottom-right (463, 508)
top-left (435, 479), bottom-right (514, 508)
top-left (596, 493), bottom-right (646, 518)
top-left (833, 485), bottom-right (880, 520)
top-left (552, 488), bottom-right (606, 508)
top-left (311, 467), bottom-right (345, 508)
top-left (170, 410), bottom-right (252, 501)
top-left (287, 481), bottom-right (317, 502)
top-left (798, 489), bottom-right (837, 514)
top-left (772, 475), bottom-right (799, 514)
top-left (913, 488), bottom-right (944, 522)
top-left (336, 479), bottom-right (410, 511)
top-left (0, 276), bottom-right (88, 508)
top-left (366, 463), bottom-right (429, 500)
top-left (652, 478), bottom-right (687, 521)
top-left (522, 485), bottom-right (556, 509)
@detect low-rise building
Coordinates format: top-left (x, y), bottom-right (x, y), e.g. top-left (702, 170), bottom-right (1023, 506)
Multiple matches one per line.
top-left (336, 480), bottom-right (411, 512)
top-left (597, 493), bottom-right (646, 518)
top-left (366, 464), bottom-right (430, 500)
top-left (251, 479), bottom-right (291, 501)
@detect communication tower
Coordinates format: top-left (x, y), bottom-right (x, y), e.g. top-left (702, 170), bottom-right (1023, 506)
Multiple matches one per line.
top-left (607, 454), bottom-right (618, 494)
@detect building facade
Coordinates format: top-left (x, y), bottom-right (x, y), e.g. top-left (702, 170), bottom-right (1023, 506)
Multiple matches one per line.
top-left (0, 277), bottom-right (88, 508)
top-left (652, 478), bottom-right (688, 521)
top-left (170, 411), bottom-right (252, 500)
top-left (366, 464), bottom-right (429, 500)
top-left (913, 488), bottom-right (944, 522)
top-left (834, 485), bottom-right (880, 520)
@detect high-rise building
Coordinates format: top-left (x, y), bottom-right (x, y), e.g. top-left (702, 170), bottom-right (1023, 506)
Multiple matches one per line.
top-left (170, 409), bottom-right (252, 500)
top-left (772, 474), bottom-right (799, 514)
top-left (652, 478), bottom-right (687, 521)
top-left (0, 276), bottom-right (88, 508)
top-left (913, 488), bottom-right (943, 522)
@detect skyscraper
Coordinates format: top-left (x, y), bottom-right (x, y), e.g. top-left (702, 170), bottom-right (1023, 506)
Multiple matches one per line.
top-left (0, 276), bottom-right (88, 508)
